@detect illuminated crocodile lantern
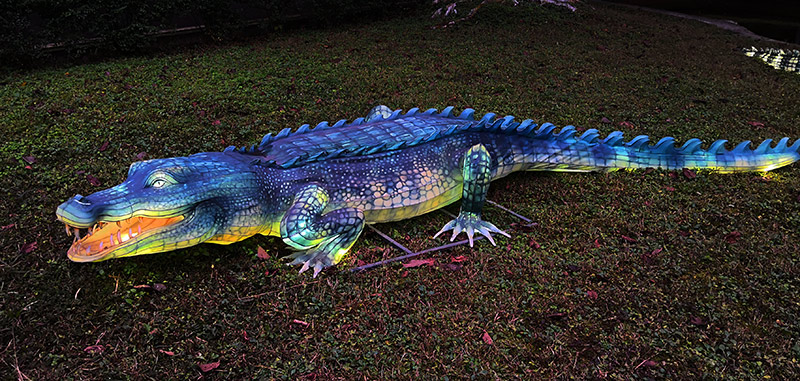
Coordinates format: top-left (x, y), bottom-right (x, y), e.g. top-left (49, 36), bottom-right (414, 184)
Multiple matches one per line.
top-left (56, 106), bottom-right (800, 276)
top-left (744, 47), bottom-right (800, 74)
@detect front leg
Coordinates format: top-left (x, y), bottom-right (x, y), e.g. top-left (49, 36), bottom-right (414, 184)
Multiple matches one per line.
top-left (434, 144), bottom-right (510, 246)
top-left (280, 184), bottom-right (365, 277)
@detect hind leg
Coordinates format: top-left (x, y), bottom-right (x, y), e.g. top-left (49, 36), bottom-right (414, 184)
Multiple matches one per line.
top-left (434, 144), bottom-right (509, 246)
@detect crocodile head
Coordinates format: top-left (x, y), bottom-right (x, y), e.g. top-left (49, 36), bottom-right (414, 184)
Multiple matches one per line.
top-left (56, 153), bottom-right (265, 262)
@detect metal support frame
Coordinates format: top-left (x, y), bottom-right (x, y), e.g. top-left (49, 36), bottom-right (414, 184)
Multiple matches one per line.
top-left (350, 200), bottom-right (532, 272)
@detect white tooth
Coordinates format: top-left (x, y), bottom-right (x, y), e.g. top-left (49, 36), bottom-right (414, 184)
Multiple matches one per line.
top-left (137, 225), bottom-right (141, 235)
top-left (117, 231), bottom-right (122, 244)
top-left (99, 241), bottom-right (104, 250)
top-left (110, 234), bottom-right (115, 245)
top-left (66, 225), bottom-right (71, 236)
top-left (129, 228), bottom-right (133, 238)
top-left (75, 229), bottom-right (81, 239)
top-left (86, 246), bottom-right (91, 254)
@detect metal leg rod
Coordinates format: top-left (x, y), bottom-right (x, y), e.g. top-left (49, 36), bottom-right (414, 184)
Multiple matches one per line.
top-left (351, 199), bottom-right (531, 273)
top-left (350, 236), bottom-right (485, 272)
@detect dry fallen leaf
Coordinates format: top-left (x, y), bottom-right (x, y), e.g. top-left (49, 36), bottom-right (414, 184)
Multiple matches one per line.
top-left (403, 258), bottom-right (436, 268)
top-left (87, 174), bottom-right (101, 186)
top-left (198, 361), bottom-right (220, 373)
top-left (482, 331), bottom-right (494, 345)
top-left (724, 231), bottom-right (741, 243)
top-left (21, 241), bottom-right (37, 254)
top-left (257, 246), bottom-right (270, 260)
top-left (158, 349), bottom-right (175, 356)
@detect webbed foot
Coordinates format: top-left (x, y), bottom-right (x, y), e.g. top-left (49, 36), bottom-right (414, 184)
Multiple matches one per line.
top-left (434, 212), bottom-right (510, 247)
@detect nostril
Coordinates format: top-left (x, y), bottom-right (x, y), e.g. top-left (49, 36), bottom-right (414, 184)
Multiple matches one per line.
top-left (74, 195), bottom-right (91, 206)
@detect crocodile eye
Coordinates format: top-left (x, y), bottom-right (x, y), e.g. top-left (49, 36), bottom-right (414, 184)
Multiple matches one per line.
top-left (151, 179), bottom-right (166, 188)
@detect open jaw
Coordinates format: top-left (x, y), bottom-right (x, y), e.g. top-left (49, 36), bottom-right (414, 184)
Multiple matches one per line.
top-left (63, 214), bottom-right (184, 262)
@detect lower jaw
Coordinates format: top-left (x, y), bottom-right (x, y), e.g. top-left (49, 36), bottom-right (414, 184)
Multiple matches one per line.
top-left (65, 215), bottom-right (185, 262)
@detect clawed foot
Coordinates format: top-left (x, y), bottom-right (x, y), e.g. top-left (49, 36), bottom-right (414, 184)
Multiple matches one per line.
top-left (434, 212), bottom-right (510, 247)
top-left (285, 237), bottom-right (340, 277)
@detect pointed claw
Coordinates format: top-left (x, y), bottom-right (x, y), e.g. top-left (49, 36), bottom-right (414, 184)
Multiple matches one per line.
top-left (299, 262), bottom-right (310, 274)
top-left (484, 221), bottom-right (510, 238)
top-left (313, 263), bottom-right (323, 278)
top-left (478, 226), bottom-right (496, 245)
top-left (450, 224), bottom-right (463, 242)
top-left (434, 220), bottom-right (455, 239)
top-left (466, 226), bottom-right (475, 247)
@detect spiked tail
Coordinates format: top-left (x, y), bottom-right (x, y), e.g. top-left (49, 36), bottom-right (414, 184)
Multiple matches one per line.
top-left (523, 127), bottom-right (800, 173)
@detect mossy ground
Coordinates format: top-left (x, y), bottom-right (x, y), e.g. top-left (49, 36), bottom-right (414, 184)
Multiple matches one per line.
top-left (1, 2), bottom-right (800, 379)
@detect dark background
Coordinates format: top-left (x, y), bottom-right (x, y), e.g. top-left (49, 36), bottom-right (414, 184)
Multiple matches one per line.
top-left (607, 0), bottom-right (800, 43)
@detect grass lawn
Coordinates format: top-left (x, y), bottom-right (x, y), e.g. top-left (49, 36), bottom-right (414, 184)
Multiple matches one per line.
top-left (1, 2), bottom-right (799, 379)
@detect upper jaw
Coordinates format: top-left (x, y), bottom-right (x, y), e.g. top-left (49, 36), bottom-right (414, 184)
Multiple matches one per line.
top-left (56, 195), bottom-right (99, 228)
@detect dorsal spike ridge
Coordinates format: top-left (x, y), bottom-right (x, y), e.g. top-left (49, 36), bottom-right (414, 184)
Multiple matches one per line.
top-left (556, 126), bottom-right (577, 141)
top-left (478, 113), bottom-right (496, 126)
top-left (260, 133), bottom-right (274, 147)
top-left (708, 140), bottom-right (728, 154)
top-left (754, 139), bottom-right (773, 154)
top-left (773, 137), bottom-right (790, 152)
top-left (458, 109), bottom-right (475, 120)
top-left (517, 120), bottom-right (537, 134)
top-left (535, 123), bottom-right (556, 137)
top-left (240, 107), bottom-right (800, 170)
top-left (625, 135), bottom-right (649, 149)
top-left (276, 127), bottom-right (291, 139)
top-left (732, 141), bottom-right (752, 154)
top-left (789, 139), bottom-right (800, 153)
top-left (579, 129), bottom-right (600, 143)
top-left (389, 109), bottom-right (403, 120)
top-left (653, 137), bottom-right (676, 153)
top-left (439, 106), bottom-right (455, 117)
top-left (602, 131), bottom-right (624, 146)
top-left (680, 138), bottom-right (703, 154)
top-left (493, 116), bottom-right (515, 132)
